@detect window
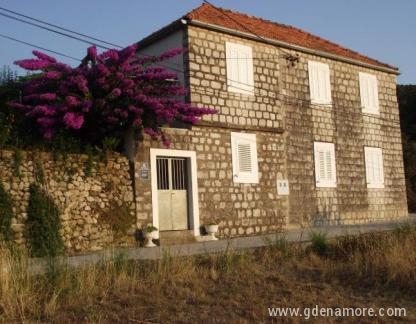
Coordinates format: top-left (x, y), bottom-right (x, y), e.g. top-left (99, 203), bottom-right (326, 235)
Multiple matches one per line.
top-left (364, 147), bottom-right (384, 188)
top-left (226, 42), bottom-right (254, 95)
top-left (231, 132), bottom-right (258, 183)
top-left (308, 60), bottom-right (332, 105)
top-left (314, 142), bottom-right (337, 188)
top-left (359, 72), bottom-right (379, 114)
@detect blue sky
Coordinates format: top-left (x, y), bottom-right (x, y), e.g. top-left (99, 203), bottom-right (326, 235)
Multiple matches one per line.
top-left (0, 0), bottom-right (414, 84)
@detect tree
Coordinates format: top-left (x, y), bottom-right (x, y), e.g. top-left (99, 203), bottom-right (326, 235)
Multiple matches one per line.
top-left (397, 84), bottom-right (416, 212)
top-left (9, 45), bottom-right (216, 149)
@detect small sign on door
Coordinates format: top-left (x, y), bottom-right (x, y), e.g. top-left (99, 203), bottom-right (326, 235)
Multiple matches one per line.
top-left (277, 180), bottom-right (289, 195)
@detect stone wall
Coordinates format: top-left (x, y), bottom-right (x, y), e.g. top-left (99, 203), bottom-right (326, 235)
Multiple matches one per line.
top-left (0, 150), bottom-right (136, 253)
top-left (280, 50), bottom-right (408, 225)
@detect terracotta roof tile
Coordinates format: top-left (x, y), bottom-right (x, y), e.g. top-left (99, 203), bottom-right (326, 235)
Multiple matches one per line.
top-left (185, 4), bottom-right (397, 71)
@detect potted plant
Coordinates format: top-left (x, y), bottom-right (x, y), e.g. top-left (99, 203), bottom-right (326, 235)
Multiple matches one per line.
top-left (204, 221), bottom-right (219, 240)
top-left (143, 224), bottom-right (158, 247)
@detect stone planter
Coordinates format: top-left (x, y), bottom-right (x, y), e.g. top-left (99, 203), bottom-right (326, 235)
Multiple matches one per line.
top-left (204, 224), bottom-right (219, 240)
top-left (143, 230), bottom-right (158, 247)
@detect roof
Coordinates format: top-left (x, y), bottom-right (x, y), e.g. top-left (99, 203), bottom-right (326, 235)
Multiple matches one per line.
top-left (184, 3), bottom-right (397, 72)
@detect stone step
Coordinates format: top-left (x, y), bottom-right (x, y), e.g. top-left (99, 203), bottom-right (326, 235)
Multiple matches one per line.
top-left (159, 230), bottom-right (196, 246)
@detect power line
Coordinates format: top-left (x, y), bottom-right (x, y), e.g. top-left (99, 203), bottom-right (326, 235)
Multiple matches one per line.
top-left (0, 11), bottom-right (112, 50)
top-left (0, 7), bottom-right (185, 74)
top-left (0, 33), bottom-right (81, 61)
top-left (0, 6), bottom-right (122, 49)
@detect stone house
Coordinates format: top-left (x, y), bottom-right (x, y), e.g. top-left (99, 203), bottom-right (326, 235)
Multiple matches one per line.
top-left (133, 3), bottom-right (408, 241)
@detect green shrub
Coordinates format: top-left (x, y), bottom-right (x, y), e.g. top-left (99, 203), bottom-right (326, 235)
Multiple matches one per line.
top-left (25, 183), bottom-right (64, 257)
top-left (309, 231), bottom-right (329, 256)
top-left (0, 182), bottom-right (14, 242)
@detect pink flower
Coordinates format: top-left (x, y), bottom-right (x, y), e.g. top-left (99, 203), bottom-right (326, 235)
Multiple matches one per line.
top-left (111, 88), bottom-right (122, 97)
top-left (65, 96), bottom-right (80, 107)
top-left (32, 50), bottom-right (57, 63)
top-left (158, 48), bottom-right (183, 60)
top-left (133, 117), bottom-right (142, 126)
top-left (144, 128), bottom-right (159, 139)
top-left (101, 49), bottom-right (119, 61)
top-left (14, 59), bottom-right (50, 70)
top-left (122, 79), bottom-right (134, 89)
top-left (37, 117), bottom-right (56, 128)
top-left (63, 112), bottom-right (84, 129)
top-left (87, 46), bottom-right (97, 60)
top-left (40, 93), bottom-right (57, 101)
top-left (44, 71), bottom-right (61, 79)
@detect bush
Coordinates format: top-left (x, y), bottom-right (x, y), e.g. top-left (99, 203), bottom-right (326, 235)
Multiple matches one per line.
top-left (309, 231), bottom-right (329, 256)
top-left (0, 182), bottom-right (14, 242)
top-left (25, 183), bottom-right (64, 257)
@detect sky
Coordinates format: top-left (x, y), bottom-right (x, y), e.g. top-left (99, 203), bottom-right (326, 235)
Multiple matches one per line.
top-left (0, 0), bottom-right (415, 84)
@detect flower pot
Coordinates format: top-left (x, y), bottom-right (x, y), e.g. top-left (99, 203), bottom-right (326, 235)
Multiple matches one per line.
top-left (204, 224), bottom-right (219, 240)
top-left (144, 230), bottom-right (158, 247)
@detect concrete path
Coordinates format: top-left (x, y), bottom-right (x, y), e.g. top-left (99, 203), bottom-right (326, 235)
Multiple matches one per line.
top-left (29, 215), bottom-right (416, 274)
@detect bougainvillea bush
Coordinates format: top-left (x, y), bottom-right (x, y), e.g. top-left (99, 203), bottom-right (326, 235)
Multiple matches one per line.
top-left (9, 45), bottom-right (216, 148)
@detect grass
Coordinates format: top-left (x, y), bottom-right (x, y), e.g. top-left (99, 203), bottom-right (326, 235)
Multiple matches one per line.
top-left (1, 226), bottom-right (416, 322)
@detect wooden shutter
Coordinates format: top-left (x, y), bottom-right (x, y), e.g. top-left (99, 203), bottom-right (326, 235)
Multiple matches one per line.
top-left (308, 61), bottom-right (332, 105)
top-left (314, 142), bottom-right (337, 187)
top-left (231, 132), bottom-right (259, 183)
top-left (364, 147), bottom-right (384, 188)
top-left (226, 42), bottom-right (254, 95)
top-left (359, 72), bottom-right (379, 114)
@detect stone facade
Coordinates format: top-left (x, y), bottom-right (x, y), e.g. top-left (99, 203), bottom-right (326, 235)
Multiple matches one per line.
top-left (0, 150), bottom-right (135, 253)
top-left (281, 50), bottom-right (408, 225)
top-left (134, 22), bottom-right (408, 238)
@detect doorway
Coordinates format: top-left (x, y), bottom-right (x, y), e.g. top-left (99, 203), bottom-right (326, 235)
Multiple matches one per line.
top-left (156, 157), bottom-right (189, 230)
top-left (150, 149), bottom-right (200, 236)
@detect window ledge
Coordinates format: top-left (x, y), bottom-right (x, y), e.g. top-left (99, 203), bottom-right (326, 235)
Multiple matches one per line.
top-left (362, 108), bottom-right (380, 116)
top-left (228, 86), bottom-right (255, 96)
top-left (367, 183), bottom-right (384, 189)
top-left (311, 100), bottom-right (332, 107)
top-left (316, 183), bottom-right (337, 188)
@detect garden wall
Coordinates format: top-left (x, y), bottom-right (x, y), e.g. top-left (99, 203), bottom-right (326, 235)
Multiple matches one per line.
top-left (0, 150), bottom-right (136, 253)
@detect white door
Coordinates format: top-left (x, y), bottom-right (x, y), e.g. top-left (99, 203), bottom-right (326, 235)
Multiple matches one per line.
top-left (156, 157), bottom-right (189, 230)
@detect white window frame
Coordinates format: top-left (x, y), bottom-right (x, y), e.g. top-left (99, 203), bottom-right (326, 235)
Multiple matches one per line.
top-left (359, 72), bottom-right (379, 115)
top-left (225, 42), bottom-right (254, 95)
top-left (364, 147), bottom-right (384, 188)
top-left (314, 142), bottom-right (337, 188)
top-left (231, 132), bottom-right (259, 184)
top-left (308, 60), bottom-right (332, 105)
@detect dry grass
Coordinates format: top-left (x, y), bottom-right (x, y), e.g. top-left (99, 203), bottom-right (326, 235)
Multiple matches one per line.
top-left (1, 226), bottom-right (416, 323)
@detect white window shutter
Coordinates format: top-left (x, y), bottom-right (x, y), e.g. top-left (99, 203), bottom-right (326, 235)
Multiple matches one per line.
top-left (314, 142), bottom-right (337, 188)
top-left (226, 42), bottom-right (254, 95)
top-left (231, 132), bottom-right (258, 183)
top-left (359, 72), bottom-right (379, 114)
top-left (318, 151), bottom-right (325, 182)
top-left (237, 143), bottom-right (252, 173)
top-left (364, 147), bottom-right (384, 188)
top-left (308, 61), bottom-right (332, 105)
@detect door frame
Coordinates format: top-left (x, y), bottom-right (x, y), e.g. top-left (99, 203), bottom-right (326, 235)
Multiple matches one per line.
top-left (150, 148), bottom-right (200, 237)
